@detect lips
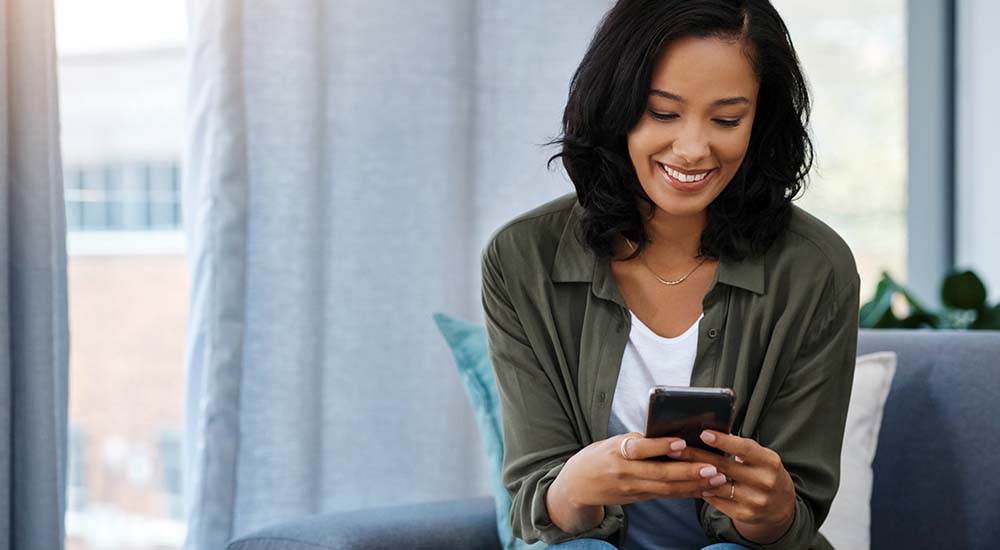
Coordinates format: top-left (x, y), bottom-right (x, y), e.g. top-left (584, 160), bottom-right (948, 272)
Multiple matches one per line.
top-left (660, 162), bottom-right (714, 179)
top-left (657, 162), bottom-right (716, 192)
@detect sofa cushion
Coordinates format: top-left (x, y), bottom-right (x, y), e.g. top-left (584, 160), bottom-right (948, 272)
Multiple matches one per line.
top-left (225, 496), bottom-right (499, 550)
top-left (819, 351), bottom-right (897, 550)
top-left (857, 329), bottom-right (1000, 550)
top-left (433, 312), bottom-right (546, 550)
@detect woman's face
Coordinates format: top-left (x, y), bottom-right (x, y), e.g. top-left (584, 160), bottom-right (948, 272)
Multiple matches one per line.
top-left (627, 35), bottom-right (759, 219)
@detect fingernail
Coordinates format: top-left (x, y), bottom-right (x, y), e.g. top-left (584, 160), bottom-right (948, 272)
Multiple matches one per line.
top-left (668, 451), bottom-right (682, 458)
top-left (670, 440), bottom-right (687, 451)
top-left (699, 466), bottom-right (717, 478)
top-left (710, 474), bottom-right (727, 487)
top-left (700, 431), bottom-right (716, 443)
top-left (702, 491), bottom-right (715, 497)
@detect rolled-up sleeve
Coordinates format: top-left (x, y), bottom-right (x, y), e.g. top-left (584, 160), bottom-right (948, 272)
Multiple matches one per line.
top-left (700, 269), bottom-right (861, 550)
top-left (481, 237), bottom-right (625, 546)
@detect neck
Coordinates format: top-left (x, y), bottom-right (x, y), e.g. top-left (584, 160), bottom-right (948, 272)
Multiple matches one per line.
top-left (639, 202), bottom-right (707, 262)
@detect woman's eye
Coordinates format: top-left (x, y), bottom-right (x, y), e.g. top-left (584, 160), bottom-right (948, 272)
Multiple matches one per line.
top-left (647, 110), bottom-right (741, 128)
top-left (648, 111), bottom-right (678, 121)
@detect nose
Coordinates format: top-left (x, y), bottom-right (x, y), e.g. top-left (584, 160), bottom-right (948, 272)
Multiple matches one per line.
top-left (671, 121), bottom-right (711, 166)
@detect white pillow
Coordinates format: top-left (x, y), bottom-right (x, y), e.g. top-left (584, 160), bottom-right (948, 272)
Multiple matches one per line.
top-left (818, 351), bottom-right (897, 550)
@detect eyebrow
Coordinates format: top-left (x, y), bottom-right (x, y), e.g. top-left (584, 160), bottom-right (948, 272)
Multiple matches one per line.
top-left (649, 89), bottom-right (750, 107)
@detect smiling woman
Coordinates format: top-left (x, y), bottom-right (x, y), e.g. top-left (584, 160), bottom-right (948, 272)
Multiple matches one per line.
top-left (487, 1), bottom-right (859, 550)
top-left (628, 35), bottom-right (759, 217)
top-left (546, 0), bottom-right (814, 269)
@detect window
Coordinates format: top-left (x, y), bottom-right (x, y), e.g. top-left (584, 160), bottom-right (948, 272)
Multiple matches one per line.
top-left (159, 432), bottom-right (183, 520)
top-left (67, 425), bottom-right (87, 511)
top-left (57, 0), bottom-right (188, 548)
top-left (64, 162), bottom-right (183, 232)
top-left (773, 0), bottom-right (908, 303)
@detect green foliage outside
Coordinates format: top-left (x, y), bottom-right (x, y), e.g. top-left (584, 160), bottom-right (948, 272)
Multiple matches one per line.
top-left (860, 270), bottom-right (1000, 329)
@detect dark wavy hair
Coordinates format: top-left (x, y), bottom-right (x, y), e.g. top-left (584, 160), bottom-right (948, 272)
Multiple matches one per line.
top-left (544, 0), bottom-right (813, 262)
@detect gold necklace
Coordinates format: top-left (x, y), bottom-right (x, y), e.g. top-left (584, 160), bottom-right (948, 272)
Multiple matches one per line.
top-left (625, 238), bottom-right (708, 286)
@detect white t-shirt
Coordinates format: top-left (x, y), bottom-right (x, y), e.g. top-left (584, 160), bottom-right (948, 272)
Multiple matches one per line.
top-left (607, 309), bottom-right (711, 550)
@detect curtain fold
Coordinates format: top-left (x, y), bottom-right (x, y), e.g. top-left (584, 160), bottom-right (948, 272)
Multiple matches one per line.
top-left (182, 1), bottom-right (613, 548)
top-left (0, 0), bottom-right (70, 549)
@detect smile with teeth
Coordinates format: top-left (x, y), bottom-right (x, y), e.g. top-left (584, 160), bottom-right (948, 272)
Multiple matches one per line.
top-left (659, 163), bottom-right (713, 183)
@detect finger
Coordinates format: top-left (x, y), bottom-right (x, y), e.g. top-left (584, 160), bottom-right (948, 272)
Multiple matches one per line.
top-left (628, 459), bottom-right (721, 484)
top-left (625, 491), bottom-right (664, 504)
top-left (664, 446), bottom-right (755, 482)
top-left (619, 433), bottom-right (689, 461)
top-left (701, 493), bottom-right (750, 521)
top-left (700, 430), bottom-right (777, 467)
top-left (702, 480), bottom-right (770, 514)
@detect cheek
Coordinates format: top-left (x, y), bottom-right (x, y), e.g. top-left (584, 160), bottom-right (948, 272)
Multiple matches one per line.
top-left (628, 124), bottom-right (673, 166)
top-left (718, 131), bottom-right (753, 166)
top-left (626, 127), bottom-right (656, 167)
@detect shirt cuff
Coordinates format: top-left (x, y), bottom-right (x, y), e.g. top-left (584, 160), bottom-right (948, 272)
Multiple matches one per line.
top-left (519, 461), bottom-right (626, 547)
top-left (701, 494), bottom-right (832, 550)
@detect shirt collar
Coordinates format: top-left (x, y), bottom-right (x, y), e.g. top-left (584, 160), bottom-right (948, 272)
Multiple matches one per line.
top-left (551, 200), bottom-right (766, 301)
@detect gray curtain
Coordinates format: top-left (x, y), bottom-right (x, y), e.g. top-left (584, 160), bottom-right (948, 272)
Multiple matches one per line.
top-left (0, 0), bottom-right (70, 549)
top-left (182, 1), bottom-right (613, 548)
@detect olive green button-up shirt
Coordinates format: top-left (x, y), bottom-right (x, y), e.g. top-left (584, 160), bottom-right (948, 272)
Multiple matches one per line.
top-left (480, 192), bottom-right (861, 550)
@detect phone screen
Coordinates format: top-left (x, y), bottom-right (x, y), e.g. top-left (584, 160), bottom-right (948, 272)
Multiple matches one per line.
top-left (644, 386), bottom-right (735, 461)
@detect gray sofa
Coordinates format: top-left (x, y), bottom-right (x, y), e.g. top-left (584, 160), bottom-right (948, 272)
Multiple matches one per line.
top-left (227, 329), bottom-right (1000, 550)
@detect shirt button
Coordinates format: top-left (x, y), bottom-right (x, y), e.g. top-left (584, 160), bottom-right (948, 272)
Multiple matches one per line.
top-left (708, 328), bottom-right (719, 338)
top-left (598, 391), bottom-right (607, 404)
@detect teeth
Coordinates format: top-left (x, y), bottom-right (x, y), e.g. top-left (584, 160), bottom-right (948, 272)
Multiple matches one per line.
top-left (661, 163), bottom-right (710, 183)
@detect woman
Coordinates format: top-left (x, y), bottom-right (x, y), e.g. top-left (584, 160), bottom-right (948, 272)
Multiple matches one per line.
top-left (481, 1), bottom-right (860, 549)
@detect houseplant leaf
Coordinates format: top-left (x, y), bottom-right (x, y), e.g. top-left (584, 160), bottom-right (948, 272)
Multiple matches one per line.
top-left (941, 270), bottom-right (987, 310)
top-left (970, 303), bottom-right (1000, 330)
top-left (859, 273), bottom-right (897, 328)
top-left (898, 311), bottom-right (938, 329)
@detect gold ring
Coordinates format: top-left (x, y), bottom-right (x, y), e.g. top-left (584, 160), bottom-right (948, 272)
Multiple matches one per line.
top-left (729, 480), bottom-right (736, 500)
top-left (620, 436), bottom-right (637, 460)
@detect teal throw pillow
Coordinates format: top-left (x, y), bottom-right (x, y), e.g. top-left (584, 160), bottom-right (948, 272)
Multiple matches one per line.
top-left (432, 312), bottom-right (546, 550)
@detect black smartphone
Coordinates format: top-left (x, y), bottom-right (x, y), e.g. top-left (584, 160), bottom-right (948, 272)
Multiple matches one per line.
top-left (643, 386), bottom-right (735, 461)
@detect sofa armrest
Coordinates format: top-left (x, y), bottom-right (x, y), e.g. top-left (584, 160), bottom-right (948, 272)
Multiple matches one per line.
top-left (226, 496), bottom-right (501, 550)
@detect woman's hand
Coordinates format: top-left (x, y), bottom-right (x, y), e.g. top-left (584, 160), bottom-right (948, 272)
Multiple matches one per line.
top-left (555, 432), bottom-right (730, 508)
top-left (664, 429), bottom-right (796, 543)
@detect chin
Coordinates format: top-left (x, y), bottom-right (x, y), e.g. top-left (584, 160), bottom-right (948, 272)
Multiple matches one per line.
top-left (661, 202), bottom-right (710, 217)
top-left (644, 186), bottom-right (715, 217)
top-left (652, 174), bottom-right (730, 212)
